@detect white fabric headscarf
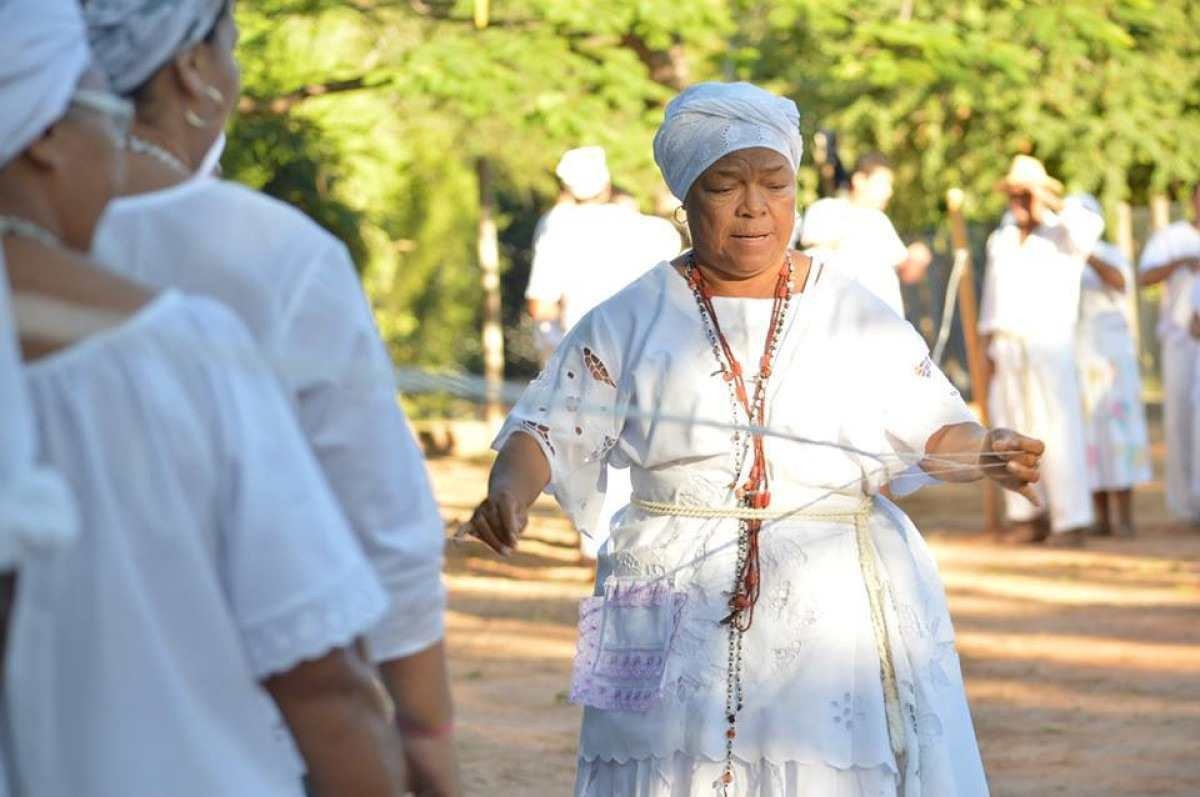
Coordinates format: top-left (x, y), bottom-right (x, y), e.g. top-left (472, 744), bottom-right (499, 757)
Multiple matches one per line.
top-left (653, 82), bottom-right (803, 202)
top-left (83, 0), bottom-right (227, 95)
top-left (0, 0), bottom-right (92, 166)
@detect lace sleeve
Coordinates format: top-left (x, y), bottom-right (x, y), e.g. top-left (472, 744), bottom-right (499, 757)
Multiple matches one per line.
top-left (875, 317), bottom-right (976, 495)
top-left (493, 314), bottom-right (627, 539)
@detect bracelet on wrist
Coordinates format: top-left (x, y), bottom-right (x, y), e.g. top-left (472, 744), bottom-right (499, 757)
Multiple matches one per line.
top-left (397, 717), bottom-right (455, 739)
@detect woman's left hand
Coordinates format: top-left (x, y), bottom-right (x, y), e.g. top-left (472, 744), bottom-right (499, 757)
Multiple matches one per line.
top-left (980, 428), bottom-right (1044, 505)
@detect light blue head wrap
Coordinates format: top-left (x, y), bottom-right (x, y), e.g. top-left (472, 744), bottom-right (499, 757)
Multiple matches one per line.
top-left (83, 0), bottom-right (227, 95)
top-left (0, 0), bottom-right (92, 165)
top-left (653, 82), bottom-right (803, 202)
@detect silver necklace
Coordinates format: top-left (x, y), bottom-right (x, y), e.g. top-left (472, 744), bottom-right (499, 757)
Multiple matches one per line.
top-left (127, 135), bottom-right (190, 177)
top-left (0, 215), bottom-right (61, 248)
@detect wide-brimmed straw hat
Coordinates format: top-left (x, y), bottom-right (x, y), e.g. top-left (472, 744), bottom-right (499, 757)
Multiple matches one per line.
top-left (997, 154), bottom-right (1063, 199)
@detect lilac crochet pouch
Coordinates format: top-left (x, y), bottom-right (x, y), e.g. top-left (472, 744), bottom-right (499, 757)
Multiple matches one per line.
top-left (569, 579), bottom-right (687, 712)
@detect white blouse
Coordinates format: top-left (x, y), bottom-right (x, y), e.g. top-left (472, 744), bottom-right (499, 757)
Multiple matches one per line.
top-left (0, 252), bottom-right (76, 797)
top-left (8, 292), bottom-right (386, 796)
top-left (979, 209), bottom-right (1098, 349)
top-left (1079, 240), bottom-right (1134, 333)
top-left (800, 198), bottom-right (908, 316)
top-left (93, 175), bottom-right (444, 660)
top-left (1139, 220), bottom-right (1200, 345)
top-left (0, 252), bottom-right (76, 571)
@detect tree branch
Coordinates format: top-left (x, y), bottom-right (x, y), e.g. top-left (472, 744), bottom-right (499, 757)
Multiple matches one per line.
top-left (238, 76), bottom-right (382, 115)
top-left (620, 32), bottom-right (689, 91)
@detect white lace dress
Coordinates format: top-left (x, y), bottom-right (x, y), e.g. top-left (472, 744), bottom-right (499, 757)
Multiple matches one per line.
top-left (496, 262), bottom-right (989, 796)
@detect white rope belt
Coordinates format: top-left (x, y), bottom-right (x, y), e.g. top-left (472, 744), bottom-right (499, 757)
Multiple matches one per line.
top-left (630, 494), bottom-right (909, 765)
top-left (630, 497), bottom-right (871, 521)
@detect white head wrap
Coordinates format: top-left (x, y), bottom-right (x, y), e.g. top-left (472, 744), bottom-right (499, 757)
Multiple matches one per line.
top-left (83, 0), bottom-right (227, 96)
top-left (0, 0), bottom-right (92, 166)
top-left (556, 146), bottom-right (611, 201)
top-left (653, 82), bottom-right (803, 202)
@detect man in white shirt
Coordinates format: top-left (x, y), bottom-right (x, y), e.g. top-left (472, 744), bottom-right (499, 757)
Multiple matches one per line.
top-left (979, 156), bottom-right (1101, 546)
top-left (527, 147), bottom-right (682, 335)
top-left (1141, 181), bottom-right (1200, 521)
top-left (799, 152), bottom-right (932, 316)
top-left (526, 146), bottom-right (682, 558)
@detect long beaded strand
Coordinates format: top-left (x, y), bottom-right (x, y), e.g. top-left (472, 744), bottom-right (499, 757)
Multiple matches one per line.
top-left (684, 251), bottom-right (794, 794)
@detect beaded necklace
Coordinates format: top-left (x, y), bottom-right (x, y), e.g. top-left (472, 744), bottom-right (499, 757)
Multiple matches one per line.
top-left (683, 251), bottom-right (794, 793)
top-left (0, 215), bottom-right (61, 248)
top-left (127, 135), bottom-right (190, 177)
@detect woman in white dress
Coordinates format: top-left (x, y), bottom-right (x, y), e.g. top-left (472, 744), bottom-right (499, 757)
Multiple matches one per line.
top-left (80, 2), bottom-right (458, 787)
top-left (463, 83), bottom-right (1044, 796)
top-left (0, 3), bottom-right (406, 793)
top-left (78, 3), bottom-right (453, 782)
top-left (1067, 195), bottom-right (1151, 537)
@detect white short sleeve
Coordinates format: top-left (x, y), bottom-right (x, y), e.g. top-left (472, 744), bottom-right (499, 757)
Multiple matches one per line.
top-left (493, 311), bottom-right (628, 539)
top-left (277, 239), bottom-right (446, 661)
top-left (1139, 227), bottom-right (1174, 271)
top-left (202, 300), bottom-right (388, 678)
top-left (852, 290), bottom-right (975, 492)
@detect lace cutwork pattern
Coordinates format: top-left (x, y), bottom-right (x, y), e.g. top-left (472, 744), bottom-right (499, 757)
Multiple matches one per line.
top-left (583, 346), bottom-right (616, 387)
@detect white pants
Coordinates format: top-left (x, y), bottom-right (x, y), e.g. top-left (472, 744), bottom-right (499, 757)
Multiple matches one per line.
top-left (1165, 337), bottom-right (1200, 519)
top-left (988, 336), bottom-right (1094, 532)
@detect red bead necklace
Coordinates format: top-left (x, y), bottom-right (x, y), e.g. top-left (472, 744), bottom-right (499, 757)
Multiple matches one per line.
top-left (684, 251), bottom-right (795, 793)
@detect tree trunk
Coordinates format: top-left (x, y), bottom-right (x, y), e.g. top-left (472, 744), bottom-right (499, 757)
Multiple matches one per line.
top-left (476, 158), bottom-right (504, 426)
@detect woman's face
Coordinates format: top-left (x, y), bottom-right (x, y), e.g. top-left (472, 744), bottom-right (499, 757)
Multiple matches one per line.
top-left (685, 147), bottom-right (796, 279)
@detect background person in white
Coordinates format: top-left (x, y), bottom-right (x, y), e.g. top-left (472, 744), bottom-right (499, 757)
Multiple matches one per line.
top-left (798, 152), bottom-right (932, 316)
top-left (979, 156), bottom-right (1100, 546)
top-left (1139, 180), bottom-right (1200, 522)
top-left (0, 4), bottom-right (406, 793)
top-left (82, 2), bottom-right (459, 786)
top-left (526, 145), bottom-right (682, 559)
top-left (527, 146), bottom-right (683, 335)
top-left (1070, 194), bottom-right (1152, 537)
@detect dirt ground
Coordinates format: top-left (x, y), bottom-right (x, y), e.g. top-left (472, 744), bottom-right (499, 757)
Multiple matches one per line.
top-left (428, 424), bottom-right (1200, 796)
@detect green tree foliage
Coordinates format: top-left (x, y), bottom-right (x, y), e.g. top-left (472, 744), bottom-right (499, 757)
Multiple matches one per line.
top-left (228, 0), bottom-right (1200, 411)
top-left (735, 0), bottom-right (1200, 230)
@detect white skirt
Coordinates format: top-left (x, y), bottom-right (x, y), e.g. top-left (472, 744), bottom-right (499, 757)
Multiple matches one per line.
top-left (569, 499), bottom-right (989, 797)
top-left (576, 753), bottom-right (897, 797)
top-left (1077, 317), bottom-right (1151, 491)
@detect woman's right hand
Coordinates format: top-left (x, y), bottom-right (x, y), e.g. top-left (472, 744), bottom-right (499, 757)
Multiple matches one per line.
top-left (460, 491), bottom-right (529, 557)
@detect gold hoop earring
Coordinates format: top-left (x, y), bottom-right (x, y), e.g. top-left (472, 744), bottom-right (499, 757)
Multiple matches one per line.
top-left (184, 109), bottom-right (209, 128)
top-left (673, 206), bottom-right (687, 225)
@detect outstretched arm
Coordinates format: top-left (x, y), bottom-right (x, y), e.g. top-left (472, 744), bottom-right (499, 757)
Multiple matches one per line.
top-left (462, 432), bottom-right (551, 556)
top-left (921, 421), bottom-right (1044, 505)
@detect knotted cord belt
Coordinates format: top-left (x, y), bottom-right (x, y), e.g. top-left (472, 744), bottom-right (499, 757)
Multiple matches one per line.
top-left (630, 496), bottom-right (908, 764)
